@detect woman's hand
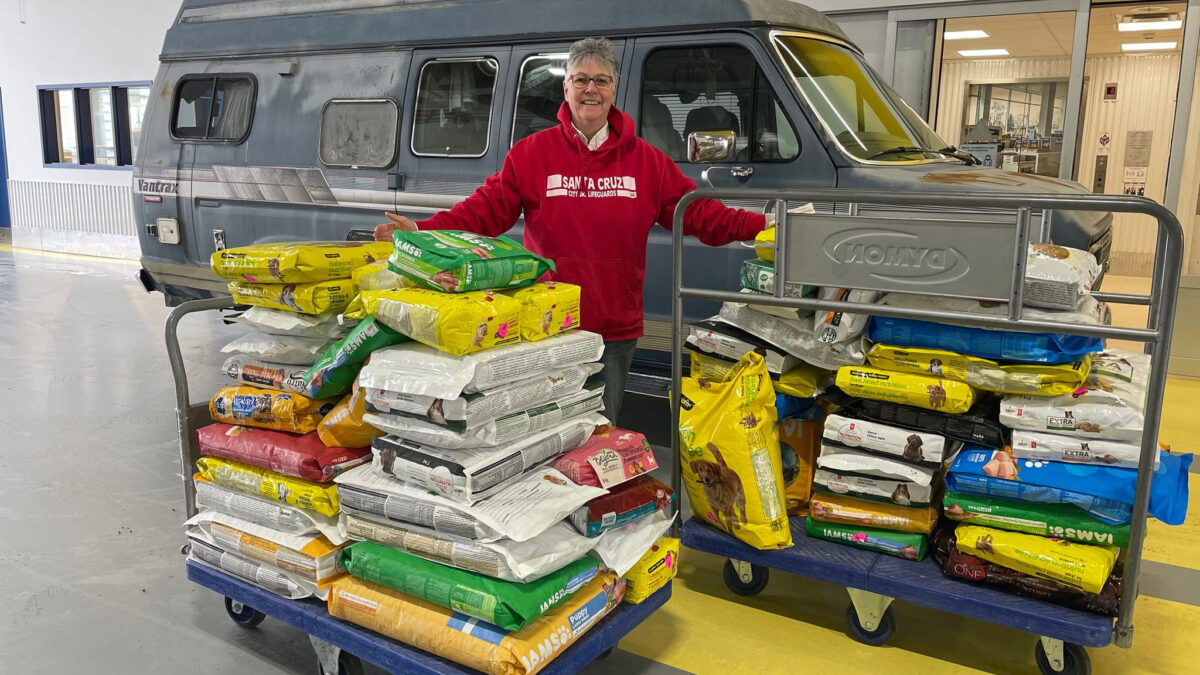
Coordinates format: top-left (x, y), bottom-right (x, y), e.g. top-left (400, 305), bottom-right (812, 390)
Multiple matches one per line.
top-left (374, 212), bottom-right (417, 241)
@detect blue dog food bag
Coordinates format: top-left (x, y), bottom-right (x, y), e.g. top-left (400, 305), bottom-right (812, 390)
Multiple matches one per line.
top-left (868, 316), bottom-right (1102, 365)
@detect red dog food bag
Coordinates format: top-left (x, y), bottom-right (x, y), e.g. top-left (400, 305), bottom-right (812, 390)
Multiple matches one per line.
top-left (197, 423), bottom-right (370, 483)
top-left (551, 428), bottom-right (658, 488)
top-left (570, 476), bottom-right (675, 538)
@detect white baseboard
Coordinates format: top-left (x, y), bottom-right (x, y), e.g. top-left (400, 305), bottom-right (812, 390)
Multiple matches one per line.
top-left (10, 227), bottom-right (140, 260)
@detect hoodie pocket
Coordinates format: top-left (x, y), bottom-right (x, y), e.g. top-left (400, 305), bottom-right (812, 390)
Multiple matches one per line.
top-left (554, 257), bottom-right (637, 333)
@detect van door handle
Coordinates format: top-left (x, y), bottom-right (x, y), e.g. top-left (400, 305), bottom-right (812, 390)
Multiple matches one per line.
top-left (699, 165), bottom-right (754, 188)
top-left (198, 199), bottom-right (221, 208)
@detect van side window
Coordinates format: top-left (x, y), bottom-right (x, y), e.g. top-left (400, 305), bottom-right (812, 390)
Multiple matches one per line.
top-left (640, 46), bottom-right (797, 162)
top-left (512, 54), bottom-right (567, 146)
top-left (319, 99), bottom-right (400, 168)
top-left (171, 75), bottom-right (255, 142)
top-left (412, 58), bottom-right (498, 157)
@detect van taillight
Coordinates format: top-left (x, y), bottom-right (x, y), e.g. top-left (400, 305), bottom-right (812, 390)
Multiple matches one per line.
top-left (144, 195), bottom-right (163, 203)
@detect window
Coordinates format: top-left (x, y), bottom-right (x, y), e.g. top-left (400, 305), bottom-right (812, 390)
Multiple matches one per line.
top-left (412, 58), bottom-right (498, 157)
top-left (38, 83), bottom-right (151, 167)
top-left (172, 75), bottom-right (256, 142)
top-left (513, 54), bottom-right (567, 146)
top-left (319, 99), bottom-right (400, 168)
top-left (639, 45), bottom-right (798, 162)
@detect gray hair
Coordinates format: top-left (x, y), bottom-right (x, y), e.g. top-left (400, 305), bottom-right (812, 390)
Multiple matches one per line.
top-left (567, 37), bottom-right (620, 83)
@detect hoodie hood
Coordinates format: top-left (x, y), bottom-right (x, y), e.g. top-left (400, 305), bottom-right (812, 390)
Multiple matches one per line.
top-left (557, 102), bottom-right (636, 153)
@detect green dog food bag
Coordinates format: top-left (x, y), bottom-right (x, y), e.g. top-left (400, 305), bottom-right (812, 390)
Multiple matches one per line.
top-left (943, 491), bottom-right (1130, 547)
top-left (339, 541), bottom-right (600, 632)
top-left (388, 230), bottom-right (554, 293)
top-left (305, 317), bottom-right (409, 400)
top-left (804, 516), bottom-right (928, 561)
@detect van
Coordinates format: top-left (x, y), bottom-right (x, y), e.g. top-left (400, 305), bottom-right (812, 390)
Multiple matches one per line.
top-left (134, 0), bottom-right (1111, 426)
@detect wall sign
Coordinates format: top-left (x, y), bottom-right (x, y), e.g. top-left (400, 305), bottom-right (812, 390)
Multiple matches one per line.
top-left (1125, 130), bottom-right (1153, 167)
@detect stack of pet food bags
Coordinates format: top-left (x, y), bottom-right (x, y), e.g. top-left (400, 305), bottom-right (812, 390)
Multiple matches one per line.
top-left (321, 230), bottom-right (675, 674)
top-left (186, 241), bottom-right (395, 602)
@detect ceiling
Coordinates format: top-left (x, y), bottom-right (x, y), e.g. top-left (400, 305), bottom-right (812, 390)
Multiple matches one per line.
top-left (943, 3), bottom-right (1186, 60)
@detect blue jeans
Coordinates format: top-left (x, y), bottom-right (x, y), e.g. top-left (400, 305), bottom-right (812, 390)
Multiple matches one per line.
top-left (599, 338), bottom-right (638, 425)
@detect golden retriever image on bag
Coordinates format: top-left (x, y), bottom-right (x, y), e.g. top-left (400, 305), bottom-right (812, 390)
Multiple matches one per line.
top-left (680, 351), bottom-right (792, 550)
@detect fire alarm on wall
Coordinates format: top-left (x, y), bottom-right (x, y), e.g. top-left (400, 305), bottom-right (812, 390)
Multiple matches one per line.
top-left (1104, 83), bottom-right (1118, 101)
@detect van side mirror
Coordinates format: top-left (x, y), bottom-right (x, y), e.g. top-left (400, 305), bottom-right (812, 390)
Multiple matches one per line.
top-left (687, 131), bottom-right (736, 163)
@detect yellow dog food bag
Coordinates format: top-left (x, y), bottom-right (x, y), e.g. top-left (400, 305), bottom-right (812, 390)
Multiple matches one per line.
top-left (689, 350), bottom-right (823, 399)
top-left (317, 383), bottom-right (385, 448)
top-left (501, 282), bottom-right (581, 342)
top-left (212, 241), bottom-right (393, 284)
top-left (810, 493), bottom-right (937, 534)
top-left (754, 228), bottom-right (775, 261)
top-left (328, 571), bottom-right (626, 675)
top-left (868, 344), bottom-right (1091, 397)
top-left (228, 279), bottom-right (357, 315)
top-left (209, 385), bottom-right (334, 435)
top-left (680, 351), bottom-right (791, 550)
top-left (836, 365), bottom-right (976, 414)
top-left (352, 259), bottom-right (408, 292)
top-left (623, 536), bottom-right (679, 604)
top-left (955, 524), bottom-right (1117, 594)
top-left (347, 287), bottom-right (521, 356)
top-left (196, 456), bottom-right (341, 517)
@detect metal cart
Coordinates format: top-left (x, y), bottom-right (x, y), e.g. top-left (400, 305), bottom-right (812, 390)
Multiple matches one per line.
top-left (668, 188), bottom-right (1182, 675)
top-left (165, 298), bottom-right (672, 675)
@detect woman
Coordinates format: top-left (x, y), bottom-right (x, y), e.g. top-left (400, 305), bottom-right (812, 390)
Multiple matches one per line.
top-left (376, 37), bottom-right (767, 423)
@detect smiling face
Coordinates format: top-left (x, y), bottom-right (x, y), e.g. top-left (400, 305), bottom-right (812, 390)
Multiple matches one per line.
top-left (563, 57), bottom-right (616, 133)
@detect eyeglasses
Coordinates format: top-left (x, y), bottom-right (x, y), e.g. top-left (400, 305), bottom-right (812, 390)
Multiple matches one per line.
top-left (568, 74), bottom-right (614, 89)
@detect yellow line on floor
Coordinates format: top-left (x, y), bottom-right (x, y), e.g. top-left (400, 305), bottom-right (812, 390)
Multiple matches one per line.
top-left (0, 242), bottom-right (139, 265)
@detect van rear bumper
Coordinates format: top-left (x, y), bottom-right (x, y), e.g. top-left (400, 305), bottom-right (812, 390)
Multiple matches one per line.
top-left (139, 258), bottom-right (226, 306)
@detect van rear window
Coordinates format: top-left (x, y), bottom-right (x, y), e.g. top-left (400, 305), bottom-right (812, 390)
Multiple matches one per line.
top-left (412, 58), bottom-right (498, 157)
top-left (172, 75), bottom-right (255, 142)
top-left (319, 99), bottom-right (400, 168)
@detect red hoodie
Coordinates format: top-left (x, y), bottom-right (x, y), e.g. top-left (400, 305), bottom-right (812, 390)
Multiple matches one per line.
top-left (419, 103), bottom-right (767, 341)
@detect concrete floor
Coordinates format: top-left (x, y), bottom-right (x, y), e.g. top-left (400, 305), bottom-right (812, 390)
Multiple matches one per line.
top-left (3, 244), bottom-right (1199, 674)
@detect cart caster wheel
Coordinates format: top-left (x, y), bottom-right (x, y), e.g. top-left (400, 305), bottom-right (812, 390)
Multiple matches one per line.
top-left (317, 653), bottom-right (364, 675)
top-left (844, 604), bottom-right (896, 646)
top-left (722, 559), bottom-right (769, 596)
top-left (224, 597), bottom-right (266, 628)
top-left (1035, 641), bottom-right (1091, 675)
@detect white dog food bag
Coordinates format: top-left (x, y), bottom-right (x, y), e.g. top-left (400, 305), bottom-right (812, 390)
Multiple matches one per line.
top-left (719, 302), bottom-right (865, 370)
top-left (1000, 387), bottom-right (1145, 442)
top-left (881, 292), bottom-right (1109, 328)
top-left (1010, 429), bottom-right (1154, 470)
top-left (814, 469), bottom-right (933, 507)
top-left (234, 306), bottom-right (353, 339)
top-left (823, 414), bottom-right (948, 464)
top-left (220, 331), bottom-right (334, 366)
top-left (221, 355), bottom-right (310, 394)
top-left (813, 288), bottom-right (882, 344)
top-left (817, 444), bottom-right (937, 487)
top-left (187, 536), bottom-right (317, 599)
top-left (1024, 243), bottom-right (1101, 310)
top-left (686, 318), bottom-right (789, 374)
top-left (195, 476), bottom-right (346, 544)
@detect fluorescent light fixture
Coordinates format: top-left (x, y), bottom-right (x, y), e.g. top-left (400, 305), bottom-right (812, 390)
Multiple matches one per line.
top-left (944, 29), bottom-right (989, 40)
top-left (1118, 19), bottom-right (1182, 32)
top-left (1121, 41), bottom-right (1178, 51)
top-left (957, 48), bottom-right (1010, 57)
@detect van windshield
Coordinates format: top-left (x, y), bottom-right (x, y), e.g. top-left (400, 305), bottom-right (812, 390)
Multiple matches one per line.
top-left (773, 35), bottom-right (949, 163)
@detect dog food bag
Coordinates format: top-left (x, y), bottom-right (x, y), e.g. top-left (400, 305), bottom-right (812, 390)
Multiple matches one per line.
top-left (365, 382), bottom-right (604, 449)
top-left (212, 241), bottom-right (392, 283)
top-left (234, 306), bottom-right (353, 339)
top-left (810, 493), bottom-right (937, 534)
top-left (351, 287), bottom-right (522, 356)
top-left (868, 315), bottom-right (1102, 366)
top-left (687, 318), bottom-right (790, 374)
top-left (955, 524), bottom-right (1117, 594)
top-left (187, 509), bottom-right (346, 585)
top-left (881, 291), bottom-right (1109, 328)
top-left (740, 258), bottom-right (817, 299)
top-left (327, 571), bottom-right (625, 675)
top-left (388, 230), bottom-right (554, 293)
top-left (779, 417), bottom-right (820, 515)
top-left (835, 365), bottom-right (976, 414)
top-left (830, 392), bottom-right (1006, 449)
top-left (814, 468), bottom-right (933, 507)
top-left (823, 414), bottom-right (947, 464)
top-left (931, 527), bottom-right (1121, 616)
top-left (738, 289), bottom-right (814, 321)
top-left (622, 536), bottom-right (679, 604)
top-left (813, 288), bottom-right (881, 344)
top-left (335, 464), bottom-right (605, 543)
top-left (222, 355), bottom-right (310, 394)
top-left (501, 282), bottom-right (581, 342)
top-left (365, 363), bottom-right (601, 433)
top-left (187, 536), bottom-right (318, 599)
top-left (209, 386), bottom-right (336, 435)
top-left (804, 516), bottom-right (928, 560)
top-left (228, 279), bottom-right (357, 315)
top-left (340, 541), bottom-right (600, 631)
top-left (719, 302), bottom-right (866, 370)
top-left (318, 386), bottom-right (385, 449)
top-left (353, 259), bottom-right (407, 292)
top-left (1025, 243), bottom-right (1102, 310)
top-left (371, 414), bottom-right (605, 503)
top-left (196, 456), bottom-right (342, 517)
top-left (1000, 389), bottom-right (1145, 442)
top-left (221, 331), bottom-right (334, 366)
top-left (551, 428), bottom-right (658, 488)
top-left (754, 227), bottom-right (776, 261)
top-left (867, 344), bottom-right (1091, 397)
top-left (591, 511), bottom-right (677, 576)
top-left (691, 349), bottom-right (825, 401)
top-left (195, 475), bottom-right (346, 544)
top-left (944, 445), bottom-right (1191, 525)
top-left (817, 444), bottom-right (937, 487)
top-left (1089, 348), bottom-right (1152, 399)
top-left (359, 331), bottom-right (604, 400)
top-left (1011, 429), bottom-right (1151, 470)
top-left (198, 423), bottom-right (370, 483)
top-left (942, 490), bottom-right (1130, 547)
top-left (680, 351), bottom-right (792, 550)
top-left (570, 476), bottom-right (675, 537)
top-left (306, 317), bottom-right (409, 400)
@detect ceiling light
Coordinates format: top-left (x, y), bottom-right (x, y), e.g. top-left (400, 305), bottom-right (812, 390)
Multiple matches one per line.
top-left (957, 48), bottom-right (1010, 57)
top-left (1117, 19), bottom-right (1182, 32)
top-left (1121, 41), bottom-right (1178, 51)
top-left (945, 30), bottom-right (989, 40)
